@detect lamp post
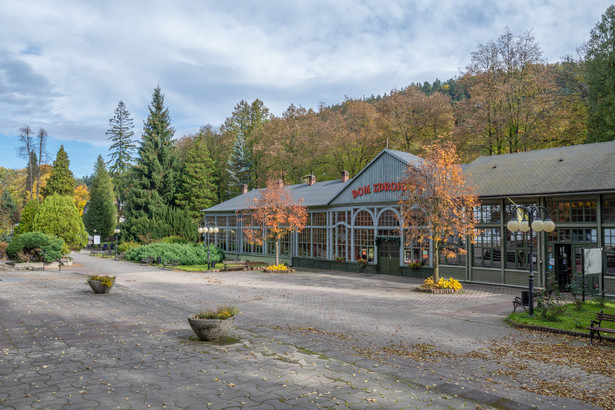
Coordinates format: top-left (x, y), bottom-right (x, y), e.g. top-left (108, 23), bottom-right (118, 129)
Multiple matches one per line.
top-left (506, 205), bottom-right (555, 316)
top-left (114, 228), bottom-right (120, 260)
top-left (198, 222), bottom-right (219, 270)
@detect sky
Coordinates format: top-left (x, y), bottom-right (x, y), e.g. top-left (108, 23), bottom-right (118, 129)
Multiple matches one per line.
top-left (0, 0), bottom-right (612, 177)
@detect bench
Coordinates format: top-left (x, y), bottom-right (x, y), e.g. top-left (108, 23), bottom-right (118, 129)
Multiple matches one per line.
top-left (588, 310), bottom-right (615, 344)
top-left (223, 260), bottom-right (248, 271)
top-left (163, 259), bottom-right (179, 270)
top-left (247, 261), bottom-right (267, 270)
top-left (141, 257), bottom-right (155, 265)
top-left (512, 289), bottom-right (552, 312)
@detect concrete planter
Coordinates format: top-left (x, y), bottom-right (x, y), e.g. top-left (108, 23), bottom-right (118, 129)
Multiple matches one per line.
top-left (87, 279), bottom-right (115, 294)
top-left (417, 287), bottom-right (458, 294)
top-left (188, 316), bottom-right (235, 341)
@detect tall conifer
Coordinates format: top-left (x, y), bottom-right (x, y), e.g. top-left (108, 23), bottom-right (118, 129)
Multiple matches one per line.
top-left (106, 101), bottom-right (136, 218)
top-left (226, 131), bottom-right (253, 198)
top-left (84, 155), bottom-right (116, 238)
top-left (124, 87), bottom-right (180, 221)
top-left (41, 145), bottom-right (75, 197)
top-left (176, 135), bottom-right (218, 220)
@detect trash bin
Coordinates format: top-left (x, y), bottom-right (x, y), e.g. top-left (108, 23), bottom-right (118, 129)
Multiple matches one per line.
top-left (521, 290), bottom-right (530, 306)
top-left (156, 256), bottom-right (162, 265)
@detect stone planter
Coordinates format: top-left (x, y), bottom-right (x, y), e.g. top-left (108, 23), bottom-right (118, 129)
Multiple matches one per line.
top-left (417, 287), bottom-right (458, 294)
top-left (87, 279), bottom-right (115, 294)
top-left (188, 316), bottom-right (235, 341)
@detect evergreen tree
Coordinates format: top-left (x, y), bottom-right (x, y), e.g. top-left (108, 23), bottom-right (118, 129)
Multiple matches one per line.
top-left (585, 5), bottom-right (615, 142)
top-left (41, 145), bottom-right (75, 197)
top-left (226, 131), bottom-right (253, 197)
top-left (106, 101), bottom-right (136, 219)
top-left (14, 200), bottom-right (39, 235)
top-left (124, 87), bottom-right (181, 238)
top-left (175, 135), bottom-right (218, 220)
top-left (33, 194), bottom-right (88, 250)
top-left (84, 155), bottom-right (116, 239)
top-left (0, 189), bottom-right (18, 240)
top-left (25, 151), bottom-right (39, 200)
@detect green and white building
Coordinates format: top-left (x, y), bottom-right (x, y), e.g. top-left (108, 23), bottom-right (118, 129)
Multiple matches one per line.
top-left (203, 141), bottom-right (615, 295)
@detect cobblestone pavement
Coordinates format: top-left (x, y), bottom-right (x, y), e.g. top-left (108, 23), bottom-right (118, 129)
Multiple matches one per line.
top-left (0, 252), bottom-right (609, 409)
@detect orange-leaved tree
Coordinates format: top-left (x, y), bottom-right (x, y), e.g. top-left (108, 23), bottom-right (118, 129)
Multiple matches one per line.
top-left (241, 179), bottom-right (308, 266)
top-left (399, 139), bottom-right (479, 282)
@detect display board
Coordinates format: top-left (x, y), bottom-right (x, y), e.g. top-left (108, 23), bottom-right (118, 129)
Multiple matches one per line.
top-left (583, 248), bottom-right (603, 275)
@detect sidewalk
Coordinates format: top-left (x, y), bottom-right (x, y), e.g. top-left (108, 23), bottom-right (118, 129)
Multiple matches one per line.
top-left (0, 251), bottom-right (607, 409)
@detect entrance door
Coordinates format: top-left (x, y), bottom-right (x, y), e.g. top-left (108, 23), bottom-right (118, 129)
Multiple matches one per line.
top-left (555, 244), bottom-right (572, 291)
top-left (377, 238), bottom-right (400, 275)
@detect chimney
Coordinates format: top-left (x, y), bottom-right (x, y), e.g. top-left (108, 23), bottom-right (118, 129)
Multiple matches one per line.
top-left (341, 170), bottom-right (349, 183)
top-left (308, 174), bottom-right (316, 186)
top-left (242, 184), bottom-right (248, 194)
top-left (277, 179), bottom-right (284, 188)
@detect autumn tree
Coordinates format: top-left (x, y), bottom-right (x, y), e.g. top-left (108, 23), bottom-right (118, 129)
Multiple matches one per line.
top-left (73, 184), bottom-right (89, 216)
top-left (83, 156), bottom-right (116, 238)
top-left (456, 28), bottom-right (563, 157)
top-left (241, 179), bottom-right (308, 265)
top-left (41, 145), bottom-right (75, 197)
top-left (399, 139), bottom-right (479, 282)
top-left (106, 101), bottom-right (136, 217)
top-left (585, 5), bottom-right (615, 142)
top-left (378, 86), bottom-right (454, 155)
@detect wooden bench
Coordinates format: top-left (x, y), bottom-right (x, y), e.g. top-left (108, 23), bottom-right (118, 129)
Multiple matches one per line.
top-left (223, 260), bottom-right (248, 271)
top-left (141, 257), bottom-right (155, 265)
top-left (247, 261), bottom-right (267, 270)
top-left (512, 289), bottom-right (552, 312)
top-left (588, 310), bottom-right (615, 344)
top-left (163, 259), bottom-right (179, 270)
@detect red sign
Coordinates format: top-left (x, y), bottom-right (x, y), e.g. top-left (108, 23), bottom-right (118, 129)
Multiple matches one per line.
top-left (352, 182), bottom-right (401, 199)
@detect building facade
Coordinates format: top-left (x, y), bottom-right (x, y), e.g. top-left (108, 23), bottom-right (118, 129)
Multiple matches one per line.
top-left (204, 142), bottom-right (615, 296)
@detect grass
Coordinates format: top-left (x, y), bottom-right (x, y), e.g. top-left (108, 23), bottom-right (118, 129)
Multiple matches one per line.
top-left (507, 300), bottom-right (615, 333)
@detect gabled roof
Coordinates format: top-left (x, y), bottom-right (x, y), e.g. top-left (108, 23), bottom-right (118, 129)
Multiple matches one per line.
top-left (203, 179), bottom-right (349, 213)
top-left (464, 141), bottom-right (615, 198)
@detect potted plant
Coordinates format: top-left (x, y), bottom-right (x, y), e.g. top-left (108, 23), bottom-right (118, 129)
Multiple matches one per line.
top-left (408, 260), bottom-right (422, 270)
top-left (87, 274), bottom-right (116, 294)
top-left (188, 306), bottom-right (238, 341)
top-left (335, 257), bottom-right (345, 263)
top-left (356, 257), bottom-right (368, 272)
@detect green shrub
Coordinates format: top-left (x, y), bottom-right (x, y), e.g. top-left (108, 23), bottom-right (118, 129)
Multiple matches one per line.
top-left (6, 232), bottom-right (65, 262)
top-left (157, 236), bottom-right (192, 244)
top-left (117, 241), bottom-right (140, 254)
top-left (124, 242), bottom-right (224, 265)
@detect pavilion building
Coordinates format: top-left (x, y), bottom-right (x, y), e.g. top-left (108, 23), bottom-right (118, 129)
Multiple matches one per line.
top-left (203, 141), bottom-right (615, 295)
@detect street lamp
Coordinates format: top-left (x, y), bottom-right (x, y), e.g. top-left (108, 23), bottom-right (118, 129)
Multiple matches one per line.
top-left (198, 223), bottom-right (219, 270)
top-left (506, 205), bottom-right (555, 316)
top-left (114, 228), bottom-right (120, 260)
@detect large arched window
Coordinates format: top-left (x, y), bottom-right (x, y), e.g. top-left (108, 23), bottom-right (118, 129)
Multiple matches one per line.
top-left (354, 210), bottom-right (374, 262)
top-left (377, 209), bottom-right (400, 237)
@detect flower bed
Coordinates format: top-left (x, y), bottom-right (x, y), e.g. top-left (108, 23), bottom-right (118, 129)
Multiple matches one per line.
top-left (418, 276), bottom-right (463, 293)
top-left (264, 264), bottom-right (294, 273)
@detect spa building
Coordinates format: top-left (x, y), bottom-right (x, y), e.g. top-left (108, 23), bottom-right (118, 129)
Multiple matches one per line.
top-left (203, 141), bottom-right (615, 295)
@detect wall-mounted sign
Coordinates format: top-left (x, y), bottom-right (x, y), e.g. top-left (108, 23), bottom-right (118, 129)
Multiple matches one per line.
top-left (352, 182), bottom-right (401, 199)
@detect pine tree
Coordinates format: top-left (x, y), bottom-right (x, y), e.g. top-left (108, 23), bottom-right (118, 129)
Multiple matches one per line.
top-left (124, 87), bottom-right (180, 223)
top-left (586, 5), bottom-right (615, 142)
top-left (84, 155), bottom-right (116, 239)
top-left (176, 135), bottom-right (218, 220)
top-left (0, 189), bottom-right (18, 240)
top-left (106, 101), bottom-right (136, 219)
top-left (226, 131), bottom-right (253, 197)
top-left (41, 145), bottom-right (75, 197)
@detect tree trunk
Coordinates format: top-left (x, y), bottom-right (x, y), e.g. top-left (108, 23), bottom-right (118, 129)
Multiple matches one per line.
top-left (275, 240), bottom-right (280, 266)
top-left (433, 245), bottom-right (440, 283)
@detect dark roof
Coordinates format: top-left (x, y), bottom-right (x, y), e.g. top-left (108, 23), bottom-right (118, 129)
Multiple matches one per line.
top-left (464, 141), bottom-right (615, 198)
top-left (203, 179), bottom-right (349, 213)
